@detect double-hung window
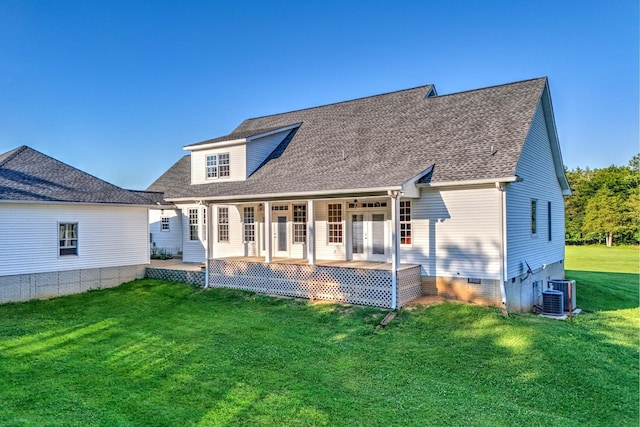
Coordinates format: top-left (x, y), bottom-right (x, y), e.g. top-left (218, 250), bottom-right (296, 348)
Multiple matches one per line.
top-left (59, 223), bottom-right (78, 256)
top-left (161, 217), bottom-right (170, 231)
top-left (218, 207), bottom-right (229, 242)
top-left (188, 209), bottom-right (199, 240)
top-left (243, 207), bottom-right (255, 243)
top-left (399, 200), bottom-right (412, 245)
top-left (206, 153), bottom-right (230, 179)
top-left (293, 204), bottom-right (307, 244)
top-left (328, 203), bottom-right (343, 243)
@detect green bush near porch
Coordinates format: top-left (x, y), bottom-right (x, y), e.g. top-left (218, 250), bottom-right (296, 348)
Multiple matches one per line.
top-left (0, 246), bottom-right (637, 426)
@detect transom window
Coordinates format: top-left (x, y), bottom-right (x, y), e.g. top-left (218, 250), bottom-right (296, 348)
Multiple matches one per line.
top-left (188, 209), bottom-right (199, 241)
top-left (328, 203), bottom-right (343, 243)
top-left (293, 204), bottom-right (307, 244)
top-left (400, 200), bottom-right (412, 245)
top-left (206, 153), bottom-right (230, 179)
top-left (59, 223), bottom-right (78, 256)
top-left (218, 207), bottom-right (229, 242)
top-left (243, 207), bottom-right (255, 243)
top-left (161, 217), bottom-right (170, 231)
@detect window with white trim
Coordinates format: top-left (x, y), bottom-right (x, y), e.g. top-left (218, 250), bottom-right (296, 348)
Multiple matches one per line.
top-left (293, 204), bottom-right (307, 244)
top-left (218, 207), bottom-right (229, 242)
top-left (328, 203), bottom-right (343, 243)
top-left (547, 201), bottom-right (552, 241)
top-left (59, 223), bottom-right (78, 256)
top-left (243, 207), bottom-right (255, 243)
top-left (400, 200), bottom-right (412, 245)
top-left (203, 208), bottom-right (207, 241)
top-left (161, 217), bottom-right (170, 231)
top-left (531, 199), bottom-right (537, 235)
top-left (206, 153), bottom-right (230, 179)
top-left (188, 209), bottom-right (199, 241)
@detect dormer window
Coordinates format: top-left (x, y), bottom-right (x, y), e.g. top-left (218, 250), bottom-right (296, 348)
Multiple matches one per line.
top-left (206, 153), bottom-right (230, 179)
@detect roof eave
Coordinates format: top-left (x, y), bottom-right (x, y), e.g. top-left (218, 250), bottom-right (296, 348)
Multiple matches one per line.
top-left (164, 185), bottom-right (404, 203)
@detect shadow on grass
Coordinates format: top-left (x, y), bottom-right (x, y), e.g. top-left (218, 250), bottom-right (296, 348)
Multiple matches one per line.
top-left (566, 270), bottom-right (639, 312)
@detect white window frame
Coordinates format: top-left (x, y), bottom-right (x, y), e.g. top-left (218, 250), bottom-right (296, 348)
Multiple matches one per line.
top-left (293, 204), bottom-right (307, 244)
top-left (59, 222), bottom-right (78, 256)
top-left (218, 207), bottom-right (229, 242)
top-left (206, 153), bottom-right (230, 179)
top-left (243, 207), bottom-right (255, 243)
top-left (188, 208), bottom-right (199, 241)
top-left (399, 200), bottom-right (412, 246)
top-left (161, 217), bottom-right (170, 231)
top-left (202, 208), bottom-right (207, 241)
top-left (327, 203), bottom-right (343, 244)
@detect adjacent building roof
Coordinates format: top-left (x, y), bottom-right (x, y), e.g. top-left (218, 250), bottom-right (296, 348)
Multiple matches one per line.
top-left (0, 146), bottom-right (163, 205)
top-left (149, 77), bottom-right (555, 200)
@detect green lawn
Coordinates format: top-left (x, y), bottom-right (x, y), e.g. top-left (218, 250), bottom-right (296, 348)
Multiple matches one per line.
top-left (0, 247), bottom-right (638, 426)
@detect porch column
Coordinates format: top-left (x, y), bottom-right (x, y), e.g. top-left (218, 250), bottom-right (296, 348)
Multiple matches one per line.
top-left (264, 201), bottom-right (272, 263)
top-left (307, 199), bottom-right (315, 265)
top-left (390, 192), bottom-right (400, 309)
top-left (205, 203), bottom-right (213, 288)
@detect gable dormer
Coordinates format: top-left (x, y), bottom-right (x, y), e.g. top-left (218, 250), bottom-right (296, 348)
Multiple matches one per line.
top-left (184, 123), bottom-right (300, 185)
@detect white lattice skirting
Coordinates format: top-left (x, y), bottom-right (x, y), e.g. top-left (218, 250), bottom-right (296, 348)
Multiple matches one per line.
top-left (208, 259), bottom-right (423, 308)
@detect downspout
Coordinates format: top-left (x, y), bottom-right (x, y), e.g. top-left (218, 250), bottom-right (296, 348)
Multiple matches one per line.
top-left (496, 183), bottom-right (508, 316)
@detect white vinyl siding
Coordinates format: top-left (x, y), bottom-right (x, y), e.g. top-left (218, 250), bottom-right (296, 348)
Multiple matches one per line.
top-left (149, 209), bottom-right (182, 255)
top-left (246, 129), bottom-right (293, 176)
top-left (400, 186), bottom-right (502, 279)
top-left (506, 100), bottom-right (566, 279)
top-left (176, 203), bottom-right (206, 263)
top-left (211, 205), bottom-right (244, 259)
top-left (0, 204), bottom-right (149, 276)
top-left (190, 145), bottom-right (246, 184)
top-left (314, 201), bottom-right (346, 260)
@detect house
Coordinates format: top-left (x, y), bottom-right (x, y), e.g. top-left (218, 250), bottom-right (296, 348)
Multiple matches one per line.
top-left (0, 146), bottom-right (163, 303)
top-left (148, 77), bottom-right (571, 312)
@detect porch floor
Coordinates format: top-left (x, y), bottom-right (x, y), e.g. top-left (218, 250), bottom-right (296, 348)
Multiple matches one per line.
top-left (217, 256), bottom-right (420, 271)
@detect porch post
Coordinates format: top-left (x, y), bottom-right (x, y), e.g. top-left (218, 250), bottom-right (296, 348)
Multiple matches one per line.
top-left (264, 201), bottom-right (272, 263)
top-left (205, 203), bottom-right (212, 288)
top-left (390, 192), bottom-right (400, 309)
top-left (307, 199), bottom-right (315, 265)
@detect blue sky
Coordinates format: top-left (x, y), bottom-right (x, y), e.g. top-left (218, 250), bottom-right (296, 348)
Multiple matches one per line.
top-left (0, 0), bottom-right (637, 190)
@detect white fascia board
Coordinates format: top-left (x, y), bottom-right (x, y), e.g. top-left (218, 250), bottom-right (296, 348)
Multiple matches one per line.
top-left (246, 123), bottom-right (301, 142)
top-left (417, 176), bottom-right (521, 188)
top-left (0, 199), bottom-right (164, 208)
top-left (183, 138), bottom-right (246, 151)
top-left (165, 185), bottom-right (403, 203)
top-left (541, 83), bottom-right (572, 196)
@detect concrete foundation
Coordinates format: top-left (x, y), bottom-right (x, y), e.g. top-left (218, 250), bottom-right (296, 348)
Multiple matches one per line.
top-left (0, 264), bottom-right (147, 304)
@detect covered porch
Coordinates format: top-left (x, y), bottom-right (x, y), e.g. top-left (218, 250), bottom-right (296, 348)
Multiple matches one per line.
top-left (207, 256), bottom-right (423, 308)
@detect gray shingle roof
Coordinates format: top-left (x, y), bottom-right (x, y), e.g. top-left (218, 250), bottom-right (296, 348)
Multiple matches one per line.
top-left (149, 78), bottom-right (549, 200)
top-left (0, 146), bottom-right (162, 205)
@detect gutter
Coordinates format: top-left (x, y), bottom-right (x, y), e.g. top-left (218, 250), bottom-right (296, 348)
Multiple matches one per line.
top-left (0, 199), bottom-right (169, 209)
top-left (496, 182), bottom-right (509, 316)
top-left (417, 176), bottom-right (522, 188)
top-left (165, 185), bottom-right (403, 203)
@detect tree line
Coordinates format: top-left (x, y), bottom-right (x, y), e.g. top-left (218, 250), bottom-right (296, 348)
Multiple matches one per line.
top-left (564, 154), bottom-right (639, 246)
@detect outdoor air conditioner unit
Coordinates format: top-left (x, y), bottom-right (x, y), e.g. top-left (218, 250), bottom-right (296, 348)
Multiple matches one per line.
top-left (542, 290), bottom-right (564, 316)
top-left (548, 280), bottom-right (576, 312)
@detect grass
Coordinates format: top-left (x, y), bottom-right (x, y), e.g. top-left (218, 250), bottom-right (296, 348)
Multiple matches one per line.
top-left (0, 247), bottom-right (638, 426)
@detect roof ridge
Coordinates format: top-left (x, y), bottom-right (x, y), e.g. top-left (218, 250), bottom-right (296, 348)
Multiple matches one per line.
top-left (0, 145), bottom-right (28, 168)
top-left (430, 76), bottom-right (547, 100)
top-left (245, 84), bottom-right (435, 122)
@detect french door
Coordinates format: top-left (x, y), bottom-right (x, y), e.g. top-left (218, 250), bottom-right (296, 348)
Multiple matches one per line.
top-left (351, 212), bottom-right (387, 262)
